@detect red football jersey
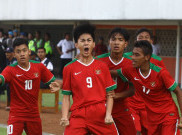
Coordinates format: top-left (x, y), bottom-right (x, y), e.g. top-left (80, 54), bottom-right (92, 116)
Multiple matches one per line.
top-left (96, 53), bottom-right (132, 116)
top-left (117, 63), bottom-right (179, 124)
top-left (62, 59), bottom-right (116, 111)
top-left (0, 60), bottom-right (55, 121)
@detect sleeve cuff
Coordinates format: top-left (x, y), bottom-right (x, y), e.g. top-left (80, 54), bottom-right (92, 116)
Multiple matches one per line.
top-left (117, 69), bottom-right (128, 82)
top-left (0, 75), bottom-right (5, 86)
top-left (168, 82), bottom-right (178, 91)
top-left (106, 84), bottom-right (117, 92)
top-left (62, 90), bottom-right (72, 95)
top-left (44, 76), bottom-right (56, 85)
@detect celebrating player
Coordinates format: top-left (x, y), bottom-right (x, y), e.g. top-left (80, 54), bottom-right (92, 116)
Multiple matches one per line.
top-left (96, 27), bottom-right (136, 135)
top-left (113, 40), bottom-right (182, 135)
top-left (60, 24), bottom-right (119, 135)
top-left (0, 38), bottom-right (58, 135)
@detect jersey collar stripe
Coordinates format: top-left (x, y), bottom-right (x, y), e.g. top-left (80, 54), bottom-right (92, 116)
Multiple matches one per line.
top-left (117, 69), bottom-right (128, 82)
top-left (139, 68), bottom-right (151, 79)
top-left (109, 56), bottom-right (124, 65)
top-left (77, 59), bottom-right (94, 66)
top-left (62, 90), bottom-right (72, 95)
top-left (18, 62), bottom-right (31, 71)
top-left (106, 84), bottom-right (117, 92)
top-left (168, 82), bottom-right (178, 91)
top-left (44, 76), bottom-right (56, 85)
top-left (0, 75), bottom-right (5, 86)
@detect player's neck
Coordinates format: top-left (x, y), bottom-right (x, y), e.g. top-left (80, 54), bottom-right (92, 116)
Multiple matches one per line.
top-left (78, 55), bottom-right (94, 65)
top-left (139, 62), bottom-right (150, 77)
top-left (110, 51), bottom-right (123, 63)
top-left (18, 62), bottom-right (30, 70)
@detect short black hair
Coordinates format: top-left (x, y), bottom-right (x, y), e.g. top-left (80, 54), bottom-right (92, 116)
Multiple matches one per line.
top-left (134, 40), bottom-right (153, 57)
top-left (135, 28), bottom-right (153, 39)
top-left (37, 47), bottom-right (46, 52)
top-left (13, 38), bottom-right (28, 49)
top-left (108, 27), bottom-right (130, 41)
top-left (73, 23), bottom-right (95, 43)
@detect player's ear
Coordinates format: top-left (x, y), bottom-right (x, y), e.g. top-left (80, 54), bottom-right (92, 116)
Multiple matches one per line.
top-left (124, 41), bottom-right (128, 48)
top-left (93, 42), bottom-right (95, 48)
top-left (145, 54), bottom-right (150, 61)
top-left (28, 49), bottom-right (31, 55)
top-left (75, 43), bottom-right (78, 49)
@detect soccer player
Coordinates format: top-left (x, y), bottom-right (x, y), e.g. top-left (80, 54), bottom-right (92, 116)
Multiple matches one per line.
top-left (0, 38), bottom-right (58, 135)
top-left (60, 24), bottom-right (119, 135)
top-left (96, 28), bottom-right (136, 135)
top-left (114, 40), bottom-right (182, 135)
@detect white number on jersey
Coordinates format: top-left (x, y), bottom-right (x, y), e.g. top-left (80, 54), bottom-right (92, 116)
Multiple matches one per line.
top-left (86, 77), bottom-right (92, 88)
top-left (142, 86), bottom-right (150, 94)
top-left (7, 124), bottom-right (13, 134)
top-left (25, 80), bottom-right (33, 90)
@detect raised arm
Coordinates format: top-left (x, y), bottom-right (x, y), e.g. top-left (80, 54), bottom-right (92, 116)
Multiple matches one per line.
top-left (60, 95), bottom-right (70, 126)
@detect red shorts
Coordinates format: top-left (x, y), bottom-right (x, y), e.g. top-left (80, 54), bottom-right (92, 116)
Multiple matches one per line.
top-left (7, 119), bottom-right (42, 135)
top-left (130, 108), bottom-right (148, 135)
top-left (64, 102), bottom-right (119, 135)
top-left (113, 110), bottom-right (136, 135)
top-left (148, 119), bottom-right (180, 135)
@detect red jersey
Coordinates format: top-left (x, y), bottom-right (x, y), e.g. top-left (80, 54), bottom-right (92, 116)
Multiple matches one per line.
top-left (62, 59), bottom-right (116, 111)
top-left (96, 53), bottom-right (132, 116)
top-left (117, 63), bottom-right (179, 124)
top-left (0, 60), bottom-right (55, 121)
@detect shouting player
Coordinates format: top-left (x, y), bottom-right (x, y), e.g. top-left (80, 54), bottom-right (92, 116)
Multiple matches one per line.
top-left (0, 38), bottom-right (58, 135)
top-left (96, 27), bottom-right (136, 135)
top-left (113, 40), bottom-right (182, 135)
top-left (60, 24), bottom-right (119, 135)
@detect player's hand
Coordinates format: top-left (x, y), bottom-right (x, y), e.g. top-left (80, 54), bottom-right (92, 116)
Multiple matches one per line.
top-left (178, 117), bottom-right (182, 129)
top-left (60, 118), bottom-right (69, 126)
top-left (107, 91), bottom-right (115, 98)
top-left (49, 82), bottom-right (60, 93)
top-left (105, 115), bottom-right (114, 125)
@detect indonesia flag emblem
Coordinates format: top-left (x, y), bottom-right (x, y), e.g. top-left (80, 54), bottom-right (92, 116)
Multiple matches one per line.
top-left (95, 69), bottom-right (101, 74)
top-left (150, 82), bottom-right (156, 87)
top-left (34, 72), bottom-right (39, 77)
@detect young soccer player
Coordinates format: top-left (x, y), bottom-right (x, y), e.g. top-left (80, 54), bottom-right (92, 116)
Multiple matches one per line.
top-left (96, 28), bottom-right (136, 135)
top-left (114, 40), bottom-right (182, 135)
top-left (60, 24), bottom-right (119, 135)
top-left (0, 38), bottom-right (58, 135)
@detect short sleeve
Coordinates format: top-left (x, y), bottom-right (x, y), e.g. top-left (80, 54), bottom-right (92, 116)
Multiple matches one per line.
top-left (103, 64), bottom-right (117, 92)
top-left (160, 69), bottom-right (177, 91)
top-left (0, 66), bottom-right (12, 86)
top-left (41, 63), bottom-right (55, 85)
top-left (62, 65), bottom-right (72, 95)
top-left (57, 40), bottom-right (63, 47)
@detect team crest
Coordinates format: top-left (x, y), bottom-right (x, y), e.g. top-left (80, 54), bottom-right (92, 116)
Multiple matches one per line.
top-left (34, 72), bottom-right (39, 78)
top-left (95, 69), bottom-right (101, 74)
top-left (150, 82), bottom-right (156, 87)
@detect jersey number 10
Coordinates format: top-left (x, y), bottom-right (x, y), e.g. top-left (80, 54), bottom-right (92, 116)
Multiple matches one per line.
top-left (25, 80), bottom-right (33, 90)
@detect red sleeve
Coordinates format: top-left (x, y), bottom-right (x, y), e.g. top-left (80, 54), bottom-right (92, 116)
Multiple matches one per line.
top-left (102, 63), bottom-right (117, 92)
top-left (62, 65), bottom-right (72, 95)
top-left (160, 69), bottom-right (177, 91)
top-left (0, 66), bottom-right (12, 85)
top-left (151, 58), bottom-right (166, 68)
top-left (40, 63), bottom-right (55, 85)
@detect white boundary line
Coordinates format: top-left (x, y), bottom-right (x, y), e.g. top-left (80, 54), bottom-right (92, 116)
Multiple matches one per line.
top-left (0, 124), bottom-right (55, 135)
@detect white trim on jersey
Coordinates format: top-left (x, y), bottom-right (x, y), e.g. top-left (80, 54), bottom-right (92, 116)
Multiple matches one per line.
top-left (174, 119), bottom-right (178, 135)
top-left (139, 68), bottom-right (151, 79)
top-left (109, 56), bottom-right (124, 66)
top-left (77, 59), bottom-right (94, 66)
top-left (18, 62), bottom-right (30, 71)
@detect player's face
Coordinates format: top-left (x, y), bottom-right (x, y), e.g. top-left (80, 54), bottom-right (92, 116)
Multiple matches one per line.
top-left (132, 47), bottom-right (146, 68)
top-left (37, 49), bottom-right (46, 60)
top-left (5, 52), bottom-right (14, 60)
top-left (137, 32), bottom-right (152, 44)
top-left (75, 33), bottom-right (95, 58)
top-left (109, 33), bottom-right (128, 54)
top-left (14, 44), bottom-right (31, 65)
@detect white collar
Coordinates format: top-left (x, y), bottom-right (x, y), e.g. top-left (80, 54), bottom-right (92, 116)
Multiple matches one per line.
top-left (18, 62), bottom-right (31, 71)
top-left (139, 68), bottom-right (151, 79)
top-left (109, 56), bottom-right (124, 65)
top-left (77, 59), bottom-right (94, 66)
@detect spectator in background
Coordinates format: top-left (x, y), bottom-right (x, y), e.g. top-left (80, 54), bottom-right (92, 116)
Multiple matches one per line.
top-left (13, 29), bottom-right (18, 42)
top-left (56, 33), bottom-right (75, 78)
top-left (94, 36), bottom-right (108, 56)
top-left (29, 50), bottom-right (39, 61)
top-left (37, 47), bottom-right (54, 88)
top-left (28, 33), bottom-right (36, 52)
top-left (5, 47), bottom-right (17, 110)
top-left (34, 31), bottom-right (43, 49)
top-left (152, 36), bottom-right (161, 56)
top-left (0, 29), bottom-right (4, 43)
top-left (4, 31), bottom-right (13, 48)
top-left (43, 33), bottom-right (53, 59)
top-left (20, 32), bottom-right (28, 39)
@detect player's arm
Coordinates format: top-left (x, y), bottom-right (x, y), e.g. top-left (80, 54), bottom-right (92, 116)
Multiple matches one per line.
top-left (173, 86), bottom-right (182, 129)
top-left (49, 79), bottom-right (63, 92)
top-left (110, 70), bottom-right (119, 78)
top-left (105, 90), bottom-right (114, 124)
top-left (0, 77), bottom-right (2, 85)
top-left (60, 95), bottom-right (70, 126)
top-left (114, 84), bottom-right (134, 99)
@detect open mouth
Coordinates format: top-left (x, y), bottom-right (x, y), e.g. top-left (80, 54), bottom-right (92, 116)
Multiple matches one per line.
top-left (84, 47), bottom-right (89, 52)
